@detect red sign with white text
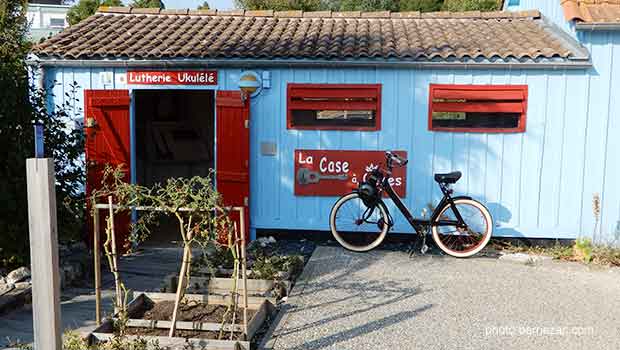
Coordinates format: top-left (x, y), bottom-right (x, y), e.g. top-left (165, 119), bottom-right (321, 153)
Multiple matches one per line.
top-left (294, 150), bottom-right (407, 197)
top-left (127, 70), bottom-right (218, 85)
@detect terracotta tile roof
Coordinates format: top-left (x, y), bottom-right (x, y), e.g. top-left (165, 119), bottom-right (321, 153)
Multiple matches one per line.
top-left (32, 8), bottom-right (586, 63)
top-left (561, 0), bottom-right (620, 23)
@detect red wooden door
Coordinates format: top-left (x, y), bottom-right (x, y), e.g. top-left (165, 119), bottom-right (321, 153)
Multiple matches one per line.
top-left (216, 91), bottom-right (250, 241)
top-left (84, 89), bottom-right (131, 251)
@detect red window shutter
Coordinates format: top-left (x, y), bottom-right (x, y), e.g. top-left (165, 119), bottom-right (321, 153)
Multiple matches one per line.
top-left (216, 91), bottom-right (250, 241)
top-left (84, 89), bottom-right (131, 252)
top-left (287, 83), bottom-right (382, 130)
top-left (428, 84), bottom-right (528, 133)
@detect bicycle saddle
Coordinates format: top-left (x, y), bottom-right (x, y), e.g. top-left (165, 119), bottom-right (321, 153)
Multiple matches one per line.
top-left (434, 171), bottom-right (462, 184)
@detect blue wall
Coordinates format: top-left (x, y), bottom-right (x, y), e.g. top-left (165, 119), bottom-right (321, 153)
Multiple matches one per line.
top-left (43, 58), bottom-right (620, 244)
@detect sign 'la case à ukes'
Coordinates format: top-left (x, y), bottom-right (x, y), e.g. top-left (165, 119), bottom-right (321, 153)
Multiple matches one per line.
top-left (295, 150), bottom-right (407, 197)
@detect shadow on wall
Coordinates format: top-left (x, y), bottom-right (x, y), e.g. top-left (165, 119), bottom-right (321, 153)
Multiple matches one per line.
top-left (486, 202), bottom-right (523, 238)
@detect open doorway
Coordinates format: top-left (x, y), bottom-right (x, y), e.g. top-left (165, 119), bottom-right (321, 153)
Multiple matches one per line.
top-left (134, 89), bottom-right (215, 244)
top-left (135, 90), bottom-right (215, 185)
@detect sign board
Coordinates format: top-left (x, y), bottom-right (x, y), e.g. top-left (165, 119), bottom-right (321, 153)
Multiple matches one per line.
top-left (294, 150), bottom-right (407, 197)
top-left (127, 70), bottom-right (218, 85)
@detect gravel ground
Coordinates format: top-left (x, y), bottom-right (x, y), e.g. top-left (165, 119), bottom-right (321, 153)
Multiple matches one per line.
top-left (262, 245), bottom-right (620, 350)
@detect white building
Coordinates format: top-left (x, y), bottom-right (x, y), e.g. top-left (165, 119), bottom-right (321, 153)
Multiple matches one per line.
top-left (27, 0), bottom-right (70, 41)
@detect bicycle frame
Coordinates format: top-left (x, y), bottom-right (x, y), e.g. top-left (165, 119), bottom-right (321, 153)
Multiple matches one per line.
top-left (377, 172), bottom-right (470, 234)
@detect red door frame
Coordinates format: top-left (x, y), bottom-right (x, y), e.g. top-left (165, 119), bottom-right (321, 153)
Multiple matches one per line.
top-left (84, 89), bottom-right (132, 251)
top-left (216, 91), bottom-right (251, 242)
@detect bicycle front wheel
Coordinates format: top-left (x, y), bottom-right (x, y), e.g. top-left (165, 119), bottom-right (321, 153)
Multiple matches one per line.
top-left (329, 192), bottom-right (389, 252)
top-left (431, 198), bottom-right (493, 258)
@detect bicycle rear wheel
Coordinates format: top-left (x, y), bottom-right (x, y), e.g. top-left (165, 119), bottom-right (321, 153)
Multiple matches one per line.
top-left (329, 193), bottom-right (389, 252)
top-left (431, 198), bottom-right (492, 258)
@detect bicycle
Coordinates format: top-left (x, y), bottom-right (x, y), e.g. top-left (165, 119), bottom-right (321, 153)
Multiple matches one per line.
top-left (329, 151), bottom-right (493, 258)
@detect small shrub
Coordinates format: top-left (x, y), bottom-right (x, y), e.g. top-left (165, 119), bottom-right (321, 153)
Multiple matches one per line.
top-left (252, 255), bottom-right (304, 280)
top-left (574, 238), bottom-right (593, 264)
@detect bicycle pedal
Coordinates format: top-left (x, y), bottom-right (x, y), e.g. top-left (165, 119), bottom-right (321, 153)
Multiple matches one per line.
top-left (420, 244), bottom-right (429, 255)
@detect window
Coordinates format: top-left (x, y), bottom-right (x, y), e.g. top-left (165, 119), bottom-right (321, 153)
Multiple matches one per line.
top-left (49, 18), bottom-right (65, 28)
top-left (287, 84), bottom-right (381, 130)
top-left (428, 84), bottom-right (528, 133)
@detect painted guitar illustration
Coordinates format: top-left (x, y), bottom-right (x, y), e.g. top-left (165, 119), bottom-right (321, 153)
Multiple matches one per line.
top-left (296, 168), bottom-right (348, 185)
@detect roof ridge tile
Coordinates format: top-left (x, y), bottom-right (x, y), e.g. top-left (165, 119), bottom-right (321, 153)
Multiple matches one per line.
top-left (96, 7), bottom-right (542, 20)
top-left (361, 11), bottom-right (390, 18)
top-left (188, 9), bottom-right (217, 16)
top-left (131, 8), bottom-right (161, 15)
top-left (303, 11), bottom-right (332, 18)
top-left (160, 9), bottom-right (189, 15)
top-left (333, 11), bottom-right (361, 18)
top-left (274, 10), bottom-right (303, 18)
top-left (245, 10), bottom-right (274, 17)
top-left (99, 6), bottom-right (130, 14)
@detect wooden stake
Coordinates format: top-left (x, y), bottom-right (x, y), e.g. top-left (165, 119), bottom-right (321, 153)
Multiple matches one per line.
top-left (239, 208), bottom-right (249, 339)
top-left (230, 222), bottom-right (240, 340)
top-left (93, 207), bottom-right (101, 326)
top-left (108, 196), bottom-right (121, 312)
top-left (169, 220), bottom-right (194, 337)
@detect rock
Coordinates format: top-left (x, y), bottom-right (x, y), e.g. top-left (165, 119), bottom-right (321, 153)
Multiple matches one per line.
top-left (6, 267), bottom-right (30, 284)
top-left (257, 236), bottom-right (276, 247)
top-left (14, 281), bottom-right (30, 290)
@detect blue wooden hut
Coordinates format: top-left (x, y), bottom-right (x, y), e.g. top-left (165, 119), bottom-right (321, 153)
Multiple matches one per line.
top-left (30, 0), bottom-right (620, 244)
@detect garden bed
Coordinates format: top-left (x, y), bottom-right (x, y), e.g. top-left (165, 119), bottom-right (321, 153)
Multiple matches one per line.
top-left (166, 238), bottom-right (312, 300)
top-left (89, 292), bottom-right (274, 350)
top-left (164, 269), bottom-right (292, 301)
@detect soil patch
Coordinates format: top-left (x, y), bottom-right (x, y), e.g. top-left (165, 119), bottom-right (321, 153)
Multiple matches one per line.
top-left (132, 300), bottom-right (256, 323)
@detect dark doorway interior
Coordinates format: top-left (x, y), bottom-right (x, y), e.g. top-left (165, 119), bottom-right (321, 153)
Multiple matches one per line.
top-left (134, 89), bottom-right (215, 244)
top-left (135, 89), bottom-right (215, 186)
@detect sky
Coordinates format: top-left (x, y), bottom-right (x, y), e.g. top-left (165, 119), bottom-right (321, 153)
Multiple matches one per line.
top-left (131, 0), bottom-right (237, 9)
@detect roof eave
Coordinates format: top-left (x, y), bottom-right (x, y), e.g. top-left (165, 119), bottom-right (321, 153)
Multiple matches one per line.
top-left (540, 15), bottom-right (591, 61)
top-left (26, 57), bottom-right (592, 70)
top-left (575, 22), bottom-right (620, 31)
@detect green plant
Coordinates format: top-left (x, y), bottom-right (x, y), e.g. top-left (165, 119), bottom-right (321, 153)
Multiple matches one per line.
top-left (91, 165), bottom-right (238, 338)
top-left (592, 193), bottom-right (601, 243)
top-left (574, 238), bottom-right (593, 264)
top-left (1, 0), bottom-right (85, 270)
top-left (235, 0), bottom-right (498, 12)
top-left (442, 0), bottom-right (501, 11)
top-left (62, 330), bottom-right (162, 350)
top-left (252, 255), bottom-right (304, 280)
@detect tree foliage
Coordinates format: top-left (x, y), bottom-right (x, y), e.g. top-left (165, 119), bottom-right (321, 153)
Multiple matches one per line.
top-left (67, 0), bottom-right (123, 26)
top-left (1, 0), bottom-right (85, 269)
top-left (235, 0), bottom-right (500, 12)
top-left (130, 0), bottom-right (165, 9)
top-left (234, 0), bottom-right (321, 11)
top-left (400, 0), bottom-right (443, 12)
top-left (442, 0), bottom-right (501, 11)
top-left (198, 1), bottom-right (210, 10)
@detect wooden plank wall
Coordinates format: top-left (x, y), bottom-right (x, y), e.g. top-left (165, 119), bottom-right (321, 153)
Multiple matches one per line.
top-left (45, 39), bottom-right (620, 243)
